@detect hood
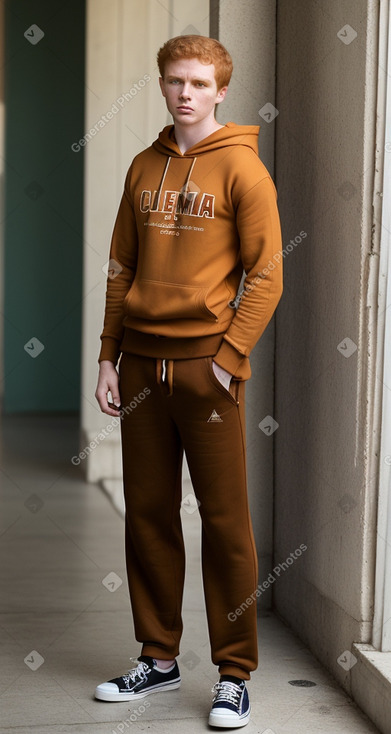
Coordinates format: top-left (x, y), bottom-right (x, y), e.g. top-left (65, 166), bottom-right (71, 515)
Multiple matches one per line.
top-left (152, 121), bottom-right (260, 157)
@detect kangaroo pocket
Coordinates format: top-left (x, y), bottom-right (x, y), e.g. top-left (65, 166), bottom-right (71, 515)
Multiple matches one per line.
top-left (123, 279), bottom-right (218, 322)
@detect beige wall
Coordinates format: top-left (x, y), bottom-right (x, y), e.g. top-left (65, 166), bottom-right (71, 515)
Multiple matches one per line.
top-left (80, 0), bottom-right (209, 482)
top-left (273, 0), bottom-right (380, 689)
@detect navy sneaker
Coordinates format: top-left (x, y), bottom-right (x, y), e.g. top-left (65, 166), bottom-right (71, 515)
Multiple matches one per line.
top-left (94, 655), bottom-right (180, 702)
top-left (208, 677), bottom-right (250, 728)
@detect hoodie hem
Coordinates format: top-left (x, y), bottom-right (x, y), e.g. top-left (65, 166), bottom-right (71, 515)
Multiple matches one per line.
top-left (119, 327), bottom-right (226, 360)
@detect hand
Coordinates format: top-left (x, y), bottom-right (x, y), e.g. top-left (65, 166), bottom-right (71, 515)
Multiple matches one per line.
top-left (212, 360), bottom-right (233, 392)
top-left (95, 360), bottom-right (122, 416)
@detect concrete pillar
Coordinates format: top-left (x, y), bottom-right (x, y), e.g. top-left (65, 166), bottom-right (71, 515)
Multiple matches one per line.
top-left (80, 0), bottom-right (209, 486)
top-left (210, 0), bottom-right (278, 607)
top-left (273, 0), bottom-right (380, 689)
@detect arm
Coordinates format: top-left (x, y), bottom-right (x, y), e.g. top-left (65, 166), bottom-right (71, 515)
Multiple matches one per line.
top-left (95, 167), bottom-right (138, 415)
top-left (213, 175), bottom-right (283, 380)
top-left (98, 165), bottom-right (138, 365)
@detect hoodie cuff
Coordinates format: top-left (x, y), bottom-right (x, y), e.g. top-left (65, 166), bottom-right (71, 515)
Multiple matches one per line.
top-left (213, 339), bottom-right (251, 381)
top-left (98, 337), bottom-right (121, 366)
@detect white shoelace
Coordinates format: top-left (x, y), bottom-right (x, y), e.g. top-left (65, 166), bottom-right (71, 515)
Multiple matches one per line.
top-left (122, 658), bottom-right (150, 689)
top-left (211, 680), bottom-right (242, 706)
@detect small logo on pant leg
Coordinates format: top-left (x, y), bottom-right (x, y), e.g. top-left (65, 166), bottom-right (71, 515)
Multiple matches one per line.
top-left (207, 409), bottom-right (223, 422)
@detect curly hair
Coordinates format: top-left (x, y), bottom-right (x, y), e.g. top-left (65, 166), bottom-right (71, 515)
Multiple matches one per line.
top-left (157, 35), bottom-right (233, 90)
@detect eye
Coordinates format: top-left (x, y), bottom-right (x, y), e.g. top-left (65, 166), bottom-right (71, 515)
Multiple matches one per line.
top-left (169, 78), bottom-right (180, 84)
top-left (195, 82), bottom-right (206, 87)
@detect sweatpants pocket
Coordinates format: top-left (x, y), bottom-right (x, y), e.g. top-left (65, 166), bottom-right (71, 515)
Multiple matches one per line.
top-left (205, 356), bottom-right (239, 405)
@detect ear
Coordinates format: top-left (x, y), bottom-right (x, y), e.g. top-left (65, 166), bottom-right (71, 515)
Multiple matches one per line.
top-left (159, 77), bottom-right (166, 98)
top-left (215, 85), bottom-right (228, 105)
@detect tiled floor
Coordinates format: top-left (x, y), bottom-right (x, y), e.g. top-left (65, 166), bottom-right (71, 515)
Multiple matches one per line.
top-left (0, 413), bottom-right (380, 733)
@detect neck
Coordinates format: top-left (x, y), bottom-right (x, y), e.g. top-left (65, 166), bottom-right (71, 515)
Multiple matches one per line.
top-left (174, 117), bottom-right (224, 154)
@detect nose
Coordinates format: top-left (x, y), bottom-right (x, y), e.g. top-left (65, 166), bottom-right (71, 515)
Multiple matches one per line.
top-left (179, 82), bottom-right (191, 100)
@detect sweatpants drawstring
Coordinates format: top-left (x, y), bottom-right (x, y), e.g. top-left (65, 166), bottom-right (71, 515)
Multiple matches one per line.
top-left (156, 358), bottom-right (174, 396)
top-left (166, 359), bottom-right (174, 396)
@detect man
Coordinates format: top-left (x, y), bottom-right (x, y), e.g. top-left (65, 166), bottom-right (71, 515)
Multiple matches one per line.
top-left (94, 34), bottom-right (283, 729)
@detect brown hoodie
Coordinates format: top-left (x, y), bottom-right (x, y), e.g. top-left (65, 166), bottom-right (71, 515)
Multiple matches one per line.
top-left (98, 122), bottom-right (283, 380)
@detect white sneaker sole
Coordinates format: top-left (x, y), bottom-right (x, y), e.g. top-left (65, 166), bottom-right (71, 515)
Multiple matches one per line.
top-left (94, 678), bottom-right (181, 702)
top-left (208, 709), bottom-right (251, 728)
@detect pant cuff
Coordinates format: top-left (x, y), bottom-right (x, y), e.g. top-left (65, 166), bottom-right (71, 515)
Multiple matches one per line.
top-left (218, 664), bottom-right (251, 680)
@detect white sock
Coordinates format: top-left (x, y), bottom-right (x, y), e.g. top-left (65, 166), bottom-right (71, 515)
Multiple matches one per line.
top-left (154, 659), bottom-right (175, 672)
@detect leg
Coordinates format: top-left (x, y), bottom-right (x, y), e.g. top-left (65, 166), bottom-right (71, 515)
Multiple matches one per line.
top-left (169, 356), bottom-right (258, 681)
top-left (118, 352), bottom-right (185, 660)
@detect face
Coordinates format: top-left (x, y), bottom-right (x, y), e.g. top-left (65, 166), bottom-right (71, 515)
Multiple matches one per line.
top-left (159, 57), bottom-right (228, 127)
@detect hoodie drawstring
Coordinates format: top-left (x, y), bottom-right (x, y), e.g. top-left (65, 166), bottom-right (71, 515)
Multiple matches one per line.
top-left (156, 358), bottom-right (174, 396)
top-left (181, 157), bottom-right (196, 199)
top-left (155, 156), bottom-right (172, 210)
top-left (154, 156), bottom-right (198, 215)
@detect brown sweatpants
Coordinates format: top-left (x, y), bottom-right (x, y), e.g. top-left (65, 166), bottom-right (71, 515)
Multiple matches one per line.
top-left (117, 351), bottom-right (258, 680)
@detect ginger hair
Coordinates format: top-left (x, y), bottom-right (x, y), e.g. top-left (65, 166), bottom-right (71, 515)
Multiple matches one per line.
top-left (157, 35), bottom-right (233, 90)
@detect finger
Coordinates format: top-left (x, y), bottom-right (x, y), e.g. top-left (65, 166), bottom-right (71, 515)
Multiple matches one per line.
top-left (107, 380), bottom-right (121, 409)
top-left (101, 398), bottom-right (122, 416)
top-left (95, 385), bottom-right (120, 415)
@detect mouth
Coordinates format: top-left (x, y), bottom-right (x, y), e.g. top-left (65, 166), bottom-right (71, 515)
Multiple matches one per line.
top-left (177, 106), bottom-right (194, 111)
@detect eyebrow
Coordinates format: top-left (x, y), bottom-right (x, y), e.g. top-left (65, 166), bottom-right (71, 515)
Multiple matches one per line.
top-left (166, 75), bottom-right (211, 84)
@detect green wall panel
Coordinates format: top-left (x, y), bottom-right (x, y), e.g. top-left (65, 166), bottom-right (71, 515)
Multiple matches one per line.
top-left (3, 0), bottom-right (85, 412)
